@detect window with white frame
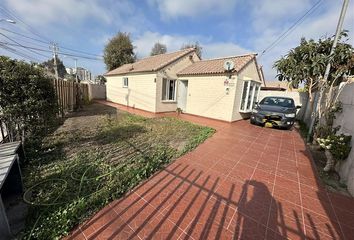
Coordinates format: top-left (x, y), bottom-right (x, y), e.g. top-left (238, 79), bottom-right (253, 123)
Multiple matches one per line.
top-left (162, 78), bottom-right (176, 101)
top-left (239, 80), bottom-right (261, 112)
top-left (122, 77), bottom-right (129, 88)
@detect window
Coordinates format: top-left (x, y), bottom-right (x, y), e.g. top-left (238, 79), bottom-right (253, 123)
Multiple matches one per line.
top-left (122, 77), bottom-right (128, 88)
top-left (162, 78), bottom-right (176, 101)
top-left (239, 80), bottom-right (261, 112)
top-left (260, 97), bottom-right (295, 108)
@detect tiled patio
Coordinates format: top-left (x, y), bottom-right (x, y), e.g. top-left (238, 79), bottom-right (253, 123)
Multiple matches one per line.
top-left (67, 102), bottom-right (354, 240)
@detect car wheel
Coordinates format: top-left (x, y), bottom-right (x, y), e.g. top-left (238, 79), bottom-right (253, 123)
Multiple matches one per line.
top-left (250, 118), bottom-right (256, 125)
top-left (285, 124), bottom-right (293, 130)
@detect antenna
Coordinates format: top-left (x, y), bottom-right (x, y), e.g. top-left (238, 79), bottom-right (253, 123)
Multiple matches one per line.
top-left (223, 60), bottom-right (235, 71)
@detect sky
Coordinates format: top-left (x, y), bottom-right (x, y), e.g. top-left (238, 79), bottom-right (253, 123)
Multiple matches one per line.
top-left (0, 0), bottom-right (353, 81)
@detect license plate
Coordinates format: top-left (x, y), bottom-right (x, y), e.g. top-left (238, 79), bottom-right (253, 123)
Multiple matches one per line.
top-left (265, 122), bottom-right (273, 128)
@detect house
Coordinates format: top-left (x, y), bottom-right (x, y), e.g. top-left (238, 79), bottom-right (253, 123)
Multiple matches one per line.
top-left (104, 48), bottom-right (263, 122)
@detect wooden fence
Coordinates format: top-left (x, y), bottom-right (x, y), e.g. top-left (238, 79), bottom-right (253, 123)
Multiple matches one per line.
top-left (53, 79), bottom-right (89, 117)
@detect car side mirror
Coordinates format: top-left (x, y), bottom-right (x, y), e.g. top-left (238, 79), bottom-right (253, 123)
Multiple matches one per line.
top-left (296, 105), bottom-right (301, 109)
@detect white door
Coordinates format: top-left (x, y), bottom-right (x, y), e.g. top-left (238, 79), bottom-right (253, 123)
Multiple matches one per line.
top-left (177, 80), bottom-right (188, 112)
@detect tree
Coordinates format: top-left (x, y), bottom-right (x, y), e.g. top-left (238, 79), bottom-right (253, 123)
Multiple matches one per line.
top-left (181, 42), bottom-right (202, 59)
top-left (150, 42), bottom-right (167, 56)
top-left (95, 75), bottom-right (107, 85)
top-left (104, 32), bottom-right (135, 71)
top-left (41, 57), bottom-right (67, 78)
top-left (274, 32), bottom-right (354, 171)
top-left (0, 56), bottom-right (57, 145)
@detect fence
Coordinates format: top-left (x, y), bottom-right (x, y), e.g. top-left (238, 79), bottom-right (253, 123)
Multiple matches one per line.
top-left (53, 79), bottom-right (89, 117)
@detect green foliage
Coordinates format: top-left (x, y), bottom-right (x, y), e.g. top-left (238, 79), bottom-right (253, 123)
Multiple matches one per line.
top-left (150, 42), bottom-right (167, 56)
top-left (41, 57), bottom-right (67, 78)
top-left (274, 31), bottom-right (354, 89)
top-left (22, 109), bottom-right (214, 239)
top-left (95, 75), bottom-right (106, 85)
top-left (181, 41), bottom-right (202, 59)
top-left (317, 134), bottom-right (352, 160)
top-left (0, 56), bottom-right (58, 144)
top-left (103, 32), bottom-right (135, 71)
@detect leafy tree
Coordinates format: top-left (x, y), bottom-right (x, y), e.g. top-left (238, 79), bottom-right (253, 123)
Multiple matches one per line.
top-left (41, 57), bottom-right (67, 78)
top-left (104, 32), bottom-right (135, 71)
top-left (181, 42), bottom-right (202, 59)
top-left (94, 75), bottom-right (107, 85)
top-left (0, 56), bottom-right (57, 145)
top-left (150, 42), bottom-right (167, 56)
top-left (274, 31), bottom-right (354, 171)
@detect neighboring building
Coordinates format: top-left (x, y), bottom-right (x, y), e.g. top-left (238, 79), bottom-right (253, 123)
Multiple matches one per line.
top-left (104, 48), bottom-right (263, 122)
top-left (261, 81), bottom-right (297, 92)
top-left (66, 67), bottom-right (92, 82)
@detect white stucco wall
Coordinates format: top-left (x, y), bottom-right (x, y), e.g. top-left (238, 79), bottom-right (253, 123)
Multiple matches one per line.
top-left (106, 73), bottom-right (157, 112)
top-left (155, 52), bottom-right (199, 112)
top-left (179, 74), bottom-right (238, 122)
top-left (333, 82), bottom-right (354, 196)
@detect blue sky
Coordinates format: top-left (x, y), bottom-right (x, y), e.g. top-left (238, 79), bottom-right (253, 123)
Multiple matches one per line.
top-left (0, 0), bottom-right (353, 81)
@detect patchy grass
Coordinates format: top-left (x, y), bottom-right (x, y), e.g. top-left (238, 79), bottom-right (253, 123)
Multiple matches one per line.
top-left (21, 104), bottom-right (214, 240)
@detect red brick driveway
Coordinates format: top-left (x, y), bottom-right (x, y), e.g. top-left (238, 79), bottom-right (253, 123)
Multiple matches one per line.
top-left (68, 103), bottom-right (354, 240)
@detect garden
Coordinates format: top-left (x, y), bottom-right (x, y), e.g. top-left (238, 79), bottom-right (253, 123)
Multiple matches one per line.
top-left (0, 57), bottom-right (214, 239)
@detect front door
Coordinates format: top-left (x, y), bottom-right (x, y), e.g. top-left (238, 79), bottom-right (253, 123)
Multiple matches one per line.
top-left (177, 80), bottom-right (188, 112)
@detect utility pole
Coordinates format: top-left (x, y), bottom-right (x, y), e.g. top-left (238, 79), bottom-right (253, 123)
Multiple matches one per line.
top-left (74, 58), bottom-right (78, 83)
top-left (50, 43), bottom-right (59, 80)
top-left (307, 0), bottom-right (349, 141)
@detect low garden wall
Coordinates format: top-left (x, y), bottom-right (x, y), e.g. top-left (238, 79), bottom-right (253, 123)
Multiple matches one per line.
top-left (87, 84), bottom-right (106, 101)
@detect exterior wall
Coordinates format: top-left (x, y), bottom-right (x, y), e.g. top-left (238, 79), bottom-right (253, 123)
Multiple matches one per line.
top-left (155, 52), bottom-right (199, 112)
top-left (87, 84), bottom-right (106, 100)
top-left (333, 83), bottom-right (354, 196)
top-left (106, 73), bottom-right (157, 112)
top-left (231, 59), bottom-right (262, 121)
top-left (180, 74), bottom-right (238, 122)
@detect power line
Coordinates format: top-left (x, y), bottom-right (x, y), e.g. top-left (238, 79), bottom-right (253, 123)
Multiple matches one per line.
top-left (0, 5), bottom-right (52, 43)
top-left (0, 27), bottom-right (103, 58)
top-left (0, 40), bottom-right (103, 61)
top-left (0, 44), bottom-right (41, 62)
top-left (0, 33), bottom-right (50, 59)
top-left (260, 0), bottom-right (324, 57)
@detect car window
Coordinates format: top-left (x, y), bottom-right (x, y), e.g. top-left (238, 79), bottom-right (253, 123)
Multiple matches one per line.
top-left (260, 97), bottom-right (295, 108)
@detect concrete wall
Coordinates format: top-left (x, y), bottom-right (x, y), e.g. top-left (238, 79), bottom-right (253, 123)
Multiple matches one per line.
top-left (333, 83), bottom-right (354, 196)
top-left (106, 73), bottom-right (157, 112)
top-left (259, 90), bottom-right (308, 120)
top-left (155, 52), bottom-right (199, 112)
top-left (88, 84), bottom-right (106, 100)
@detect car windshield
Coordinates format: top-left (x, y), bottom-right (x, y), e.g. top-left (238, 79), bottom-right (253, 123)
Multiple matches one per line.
top-left (260, 97), bottom-right (295, 108)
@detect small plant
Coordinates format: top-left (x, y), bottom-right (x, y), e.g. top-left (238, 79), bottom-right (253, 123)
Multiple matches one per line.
top-left (317, 134), bottom-right (352, 161)
top-left (176, 107), bottom-right (183, 114)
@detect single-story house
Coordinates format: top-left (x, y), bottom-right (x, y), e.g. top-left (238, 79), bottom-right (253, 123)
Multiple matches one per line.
top-left (105, 48), bottom-right (263, 122)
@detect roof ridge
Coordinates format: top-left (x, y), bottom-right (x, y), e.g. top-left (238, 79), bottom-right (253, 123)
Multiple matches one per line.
top-left (198, 53), bottom-right (257, 62)
top-left (136, 47), bottom-right (195, 61)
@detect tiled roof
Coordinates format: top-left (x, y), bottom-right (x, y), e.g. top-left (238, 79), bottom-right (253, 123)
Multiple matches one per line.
top-left (105, 48), bottom-right (196, 76)
top-left (177, 54), bottom-right (256, 76)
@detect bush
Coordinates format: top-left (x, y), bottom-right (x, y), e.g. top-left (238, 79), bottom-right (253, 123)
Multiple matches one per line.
top-left (0, 56), bottom-right (57, 146)
top-left (317, 134), bottom-right (352, 160)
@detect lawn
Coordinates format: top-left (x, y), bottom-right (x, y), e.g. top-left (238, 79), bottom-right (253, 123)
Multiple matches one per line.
top-left (21, 103), bottom-right (214, 239)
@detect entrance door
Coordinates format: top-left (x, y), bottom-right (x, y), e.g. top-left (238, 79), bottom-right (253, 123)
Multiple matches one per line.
top-left (177, 80), bottom-right (188, 112)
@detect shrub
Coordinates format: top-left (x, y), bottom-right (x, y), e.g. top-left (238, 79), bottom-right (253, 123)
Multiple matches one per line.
top-left (0, 56), bottom-right (57, 144)
top-left (317, 134), bottom-right (352, 160)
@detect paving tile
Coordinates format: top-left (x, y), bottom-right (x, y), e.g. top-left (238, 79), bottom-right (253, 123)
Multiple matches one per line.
top-left (68, 105), bottom-right (354, 240)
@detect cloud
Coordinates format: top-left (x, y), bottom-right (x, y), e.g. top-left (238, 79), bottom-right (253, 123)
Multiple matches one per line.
top-left (148, 0), bottom-right (237, 20)
top-left (133, 31), bottom-right (251, 59)
top-left (4, 0), bottom-right (112, 26)
top-left (250, 0), bottom-right (354, 80)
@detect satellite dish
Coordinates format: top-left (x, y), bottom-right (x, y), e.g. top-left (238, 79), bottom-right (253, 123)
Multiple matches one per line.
top-left (223, 60), bottom-right (235, 71)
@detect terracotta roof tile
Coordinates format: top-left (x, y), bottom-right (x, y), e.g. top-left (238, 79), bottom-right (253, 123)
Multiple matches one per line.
top-left (105, 48), bottom-right (196, 76)
top-left (177, 54), bottom-right (256, 76)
